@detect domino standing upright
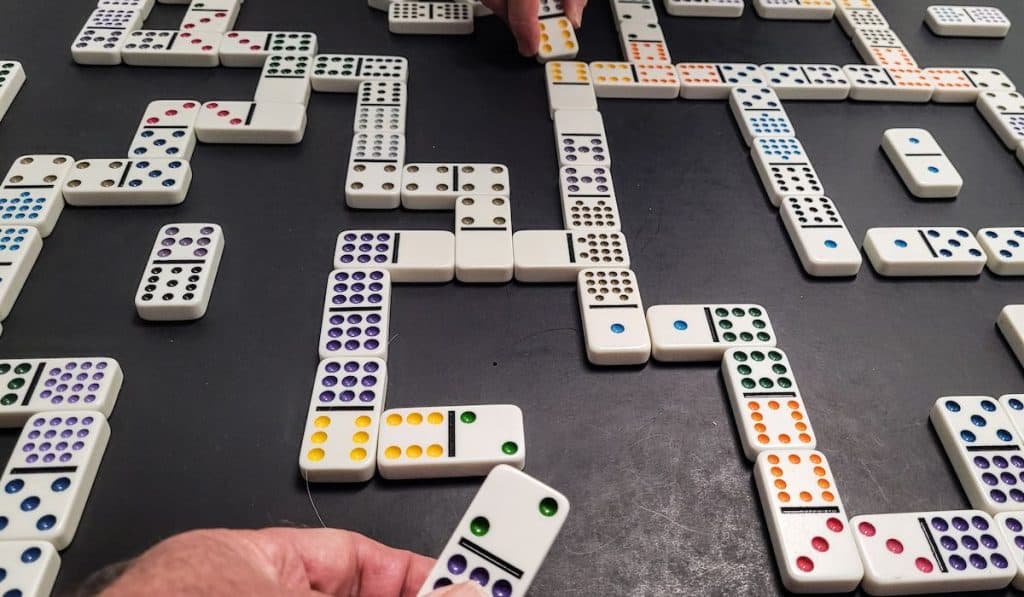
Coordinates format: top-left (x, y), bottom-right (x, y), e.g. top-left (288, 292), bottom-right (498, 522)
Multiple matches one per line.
top-left (721, 348), bottom-right (816, 460)
top-left (998, 305), bottom-right (1024, 369)
top-left (852, 510), bottom-right (1015, 594)
top-left (254, 55), bottom-right (312, 106)
top-left (417, 465), bottom-right (569, 596)
top-left (378, 405), bottom-right (525, 479)
top-left (977, 91), bottom-right (1024, 150)
top-left (646, 304), bottom-right (776, 362)
top-left (729, 86), bottom-right (795, 146)
top-left (925, 5), bottom-right (1011, 38)
top-left (863, 227), bottom-right (985, 276)
top-left (881, 128), bottom-right (962, 198)
top-left (677, 63), bottom-right (766, 100)
top-left (195, 101), bottom-right (307, 144)
top-left (318, 269), bottom-right (391, 360)
top-left (401, 164), bottom-right (509, 210)
top-left (346, 133), bottom-right (405, 209)
top-left (71, 9), bottom-right (143, 65)
top-left (780, 196), bottom-right (862, 277)
top-left (310, 54), bottom-right (408, 93)
top-left (559, 166), bottom-right (620, 231)
top-left (545, 62), bottom-right (597, 117)
top-left (0, 61), bottom-right (25, 122)
top-left (752, 0), bottom-right (835, 21)
top-left (750, 137), bottom-right (824, 206)
top-left (0, 542), bottom-right (60, 597)
top-left (753, 450), bottom-right (864, 593)
top-left (0, 358), bottom-right (123, 427)
top-left (455, 196), bottom-right (513, 283)
top-left (513, 230), bottom-right (630, 282)
top-left (353, 81), bottom-right (406, 132)
top-left (129, 100), bottom-right (201, 160)
top-left (299, 358), bottom-right (386, 483)
top-left (0, 412), bottom-right (110, 549)
top-left (537, 0), bottom-right (579, 62)
top-left (334, 230), bottom-right (455, 283)
top-left (135, 223), bottom-right (225, 321)
top-left (0, 155), bottom-right (73, 237)
top-left (577, 268), bottom-right (651, 366)
top-left (663, 0), bottom-right (744, 18)
top-left (0, 227), bottom-right (41, 321)
top-left (219, 31), bottom-right (317, 67)
top-left (553, 110), bottom-right (611, 167)
top-left (62, 159), bottom-right (192, 206)
top-left (843, 65), bottom-right (934, 103)
top-left (978, 228), bottom-right (1024, 276)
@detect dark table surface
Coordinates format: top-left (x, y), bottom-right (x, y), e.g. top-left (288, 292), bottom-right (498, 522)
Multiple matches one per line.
top-left (2, 0), bottom-right (1024, 595)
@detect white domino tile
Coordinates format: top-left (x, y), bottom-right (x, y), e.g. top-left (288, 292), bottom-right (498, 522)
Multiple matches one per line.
top-left (545, 61), bottom-right (597, 117)
top-left (0, 412), bottom-right (110, 549)
top-left (353, 81), bottom-right (406, 132)
top-left (780, 196), bottom-right (862, 277)
top-left (0, 61), bottom-right (24, 123)
top-left (70, 9), bottom-right (143, 65)
top-left (513, 230), bottom-right (630, 282)
top-left (254, 55), bottom-right (312, 106)
top-left (761, 64), bottom-right (850, 100)
top-left (334, 230), bottom-right (454, 283)
top-left (995, 512), bottom-right (1024, 591)
top-left (977, 91), bottom-right (1024, 150)
top-left (62, 159), bottom-right (191, 206)
top-left (318, 269), bottom-right (391, 360)
top-left (835, 0), bottom-right (889, 36)
top-left (663, 0), bottom-right (744, 18)
top-left (0, 155), bottom-right (73, 237)
top-left (0, 358), bottom-right (122, 427)
top-left (0, 227), bottom-right (41, 321)
top-left (129, 100), bottom-right (201, 161)
top-left (752, 0), bottom-right (835, 20)
top-left (863, 227), bottom-right (985, 276)
top-left (121, 30), bottom-right (222, 67)
top-left (881, 128), bottom-right (962, 198)
top-left (589, 62), bottom-right (681, 99)
top-left (538, 16), bottom-right (579, 62)
top-left (311, 54), bottom-right (409, 93)
top-left (843, 65), bottom-right (934, 102)
top-left (722, 348), bottom-right (816, 460)
top-left (455, 195), bottom-right (513, 283)
top-left (751, 137), bottom-right (824, 206)
top-left (553, 110), bottom-right (611, 167)
top-left (729, 86), bottom-right (795, 146)
top-left (219, 31), bottom-right (317, 67)
top-left (388, 2), bottom-right (474, 34)
top-left (577, 268), bottom-right (651, 366)
top-left (417, 465), bottom-right (568, 596)
top-left (926, 5), bottom-right (1010, 38)
top-left (753, 450), bottom-right (864, 593)
top-left (612, 0), bottom-right (658, 26)
top-left (401, 164), bottom-right (509, 210)
top-left (647, 304), bottom-right (776, 362)
top-left (998, 305), bottom-right (1024, 369)
top-left (195, 101), bottom-right (306, 144)
top-left (179, 0), bottom-right (240, 33)
top-left (852, 27), bottom-right (917, 68)
top-left (346, 133), bottom-right (405, 209)
top-left (378, 405), bottom-right (525, 479)
top-left (135, 223), bottom-right (224, 321)
top-left (677, 63), bottom-right (767, 99)
top-left (98, 0), bottom-right (153, 18)
top-left (619, 21), bottom-right (671, 64)
top-left (559, 166), bottom-right (620, 231)
top-left (299, 358), bottom-right (386, 483)
top-left (978, 228), bottom-right (1024, 276)
top-left (925, 67), bottom-right (1015, 103)
top-left (0, 541), bottom-right (60, 597)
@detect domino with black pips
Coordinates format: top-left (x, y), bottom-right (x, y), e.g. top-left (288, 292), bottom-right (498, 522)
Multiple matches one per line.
top-left (729, 86), bottom-right (795, 146)
top-left (254, 54), bottom-right (312, 106)
top-left (135, 223), bottom-right (225, 321)
top-left (977, 91), bottom-right (1024, 150)
top-left (843, 65), bottom-right (934, 102)
top-left (311, 55), bottom-right (408, 93)
top-left (780, 196), bottom-right (862, 277)
top-left (219, 31), bottom-right (317, 67)
top-left (750, 137), bottom-right (824, 206)
top-left (388, 2), bottom-right (474, 34)
top-left (663, 0), bottom-right (744, 18)
top-left (353, 81), bottom-right (406, 133)
top-left (647, 304), bottom-right (776, 362)
top-left (677, 63), bottom-right (766, 99)
top-left (924, 67), bottom-right (1015, 103)
top-left (559, 166), bottom-right (620, 231)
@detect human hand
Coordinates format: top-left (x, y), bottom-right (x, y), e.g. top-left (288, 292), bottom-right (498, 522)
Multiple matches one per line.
top-left (95, 527), bottom-right (485, 596)
top-left (482, 0), bottom-right (588, 56)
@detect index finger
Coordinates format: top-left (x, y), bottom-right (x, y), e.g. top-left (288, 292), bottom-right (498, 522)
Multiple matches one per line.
top-left (562, 0), bottom-right (588, 27)
top-left (508, 0), bottom-right (542, 56)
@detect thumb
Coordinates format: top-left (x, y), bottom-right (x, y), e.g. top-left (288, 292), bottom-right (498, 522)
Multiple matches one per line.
top-left (424, 581), bottom-right (488, 597)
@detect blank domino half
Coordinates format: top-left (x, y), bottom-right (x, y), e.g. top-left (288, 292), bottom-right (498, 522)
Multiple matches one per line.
top-left (843, 65), bottom-right (934, 103)
top-left (881, 128), bottom-right (962, 198)
top-left (417, 465), bottom-right (568, 596)
top-left (311, 54), bottom-right (408, 93)
top-left (750, 137), bottom-right (824, 206)
top-left (863, 227), bottom-right (985, 276)
top-left (589, 62), bottom-right (681, 99)
top-left (135, 223), bottom-right (225, 321)
top-left (646, 304), bottom-right (776, 362)
top-left (346, 132), bottom-right (405, 209)
top-left (930, 396), bottom-right (1024, 514)
top-left (780, 196), bottom-right (862, 277)
top-left (753, 450), bottom-right (864, 592)
top-left (0, 227), bottom-right (41, 321)
top-left (0, 412), bottom-right (110, 549)
top-left (577, 268), bottom-right (651, 366)
top-left (299, 358), bottom-right (386, 483)
top-left (729, 86), bottom-right (795, 146)
top-left (752, 0), bottom-right (835, 21)
top-left (924, 68), bottom-right (1015, 103)
top-left (129, 100), bottom-right (201, 160)
top-left (760, 64), bottom-right (850, 101)
top-left (677, 63), bottom-right (766, 100)
top-left (121, 31), bottom-right (222, 67)
top-left (401, 164), bottom-right (509, 210)
top-left (925, 5), bottom-right (1010, 38)
top-left (254, 55), bottom-right (312, 106)
top-left (553, 110), bottom-right (610, 167)
top-left (0, 61), bottom-right (25, 122)
top-left (455, 196), bottom-right (513, 283)
top-left (998, 305), bottom-right (1024, 369)
top-left (663, 0), bottom-right (744, 18)
top-left (559, 166), bottom-right (620, 231)
top-left (62, 159), bottom-right (191, 206)
top-left (0, 542), bottom-right (60, 597)
top-left (0, 358), bottom-right (123, 427)
top-left (978, 228), bottom-right (1024, 276)
top-left (977, 91), bottom-right (1024, 150)
top-left (721, 348), bottom-right (816, 460)
top-left (318, 269), bottom-right (391, 360)
top-left (195, 101), bottom-right (306, 144)
top-left (377, 405), bottom-right (525, 479)
top-left (219, 31), bottom-right (318, 67)
top-left (334, 230), bottom-right (454, 283)
top-left (513, 230), bottom-right (630, 282)
top-left (0, 155), bottom-right (74, 237)
top-left (852, 510), bottom-right (1014, 595)
top-left (545, 61), bottom-right (597, 117)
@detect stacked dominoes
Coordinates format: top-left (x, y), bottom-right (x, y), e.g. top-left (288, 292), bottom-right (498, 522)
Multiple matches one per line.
top-left (0, 358), bottom-right (126, 595)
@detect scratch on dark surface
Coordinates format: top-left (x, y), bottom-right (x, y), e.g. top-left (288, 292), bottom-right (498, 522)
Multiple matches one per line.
top-left (637, 504), bottom-right (699, 534)
top-left (861, 465), bottom-right (890, 506)
top-left (388, 332), bottom-right (400, 347)
top-left (512, 327), bottom-right (578, 347)
top-left (305, 478), bottom-right (328, 529)
top-left (638, 208), bottom-right (664, 255)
